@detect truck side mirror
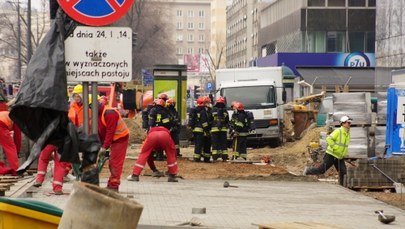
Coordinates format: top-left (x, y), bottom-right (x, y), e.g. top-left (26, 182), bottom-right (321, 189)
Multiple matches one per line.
top-left (282, 89), bottom-right (287, 103)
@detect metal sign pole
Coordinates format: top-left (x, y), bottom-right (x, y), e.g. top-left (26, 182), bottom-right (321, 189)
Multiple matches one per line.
top-left (91, 82), bottom-right (98, 134)
top-left (83, 81), bottom-right (89, 135)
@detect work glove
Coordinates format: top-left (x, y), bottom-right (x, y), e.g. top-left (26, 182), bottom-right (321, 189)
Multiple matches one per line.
top-left (97, 147), bottom-right (109, 167)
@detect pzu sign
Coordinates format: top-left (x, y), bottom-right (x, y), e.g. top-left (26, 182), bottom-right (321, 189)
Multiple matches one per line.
top-left (344, 52), bottom-right (370, 67)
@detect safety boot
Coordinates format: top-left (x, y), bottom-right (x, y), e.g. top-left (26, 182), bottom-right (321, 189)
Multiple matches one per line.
top-left (127, 174), bottom-right (140, 182)
top-left (151, 170), bottom-right (165, 177)
top-left (168, 174), bottom-right (178, 182)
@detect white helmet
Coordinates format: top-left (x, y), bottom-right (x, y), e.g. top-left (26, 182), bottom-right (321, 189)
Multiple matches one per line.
top-left (340, 115), bottom-right (352, 123)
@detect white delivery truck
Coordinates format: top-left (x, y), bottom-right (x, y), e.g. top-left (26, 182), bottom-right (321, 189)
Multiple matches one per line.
top-left (215, 66), bottom-right (296, 147)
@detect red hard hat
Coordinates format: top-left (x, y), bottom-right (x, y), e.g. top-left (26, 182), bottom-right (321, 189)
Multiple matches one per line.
top-left (166, 99), bottom-right (176, 106)
top-left (216, 96), bottom-right (225, 104)
top-left (158, 93), bottom-right (168, 100)
top-left (154, 98), bottom-right (165, 107)
top-left (196, 97), bottom-right (205, 106)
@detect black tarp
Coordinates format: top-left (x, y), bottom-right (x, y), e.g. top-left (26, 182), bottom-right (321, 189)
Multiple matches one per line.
top-left (9, 8), bottom-right (100, 179)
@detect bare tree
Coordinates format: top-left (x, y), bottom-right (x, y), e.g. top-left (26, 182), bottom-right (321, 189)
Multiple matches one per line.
top-left (114, 0), bottom-right (176, 82)
top-left (0, 0), bottom-right (50, 81)
top-left (206, 38), bottom-right (226, 83)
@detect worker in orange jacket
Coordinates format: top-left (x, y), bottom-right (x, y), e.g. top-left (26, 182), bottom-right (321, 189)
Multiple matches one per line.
top-left (98, 101), bottom-right (129, 192)
top-left (0, 111), bottom-right (21, 175)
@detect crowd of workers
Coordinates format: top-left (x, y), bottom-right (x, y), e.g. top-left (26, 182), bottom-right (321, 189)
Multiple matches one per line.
top-left (0, 84), bottom-right (258, 193)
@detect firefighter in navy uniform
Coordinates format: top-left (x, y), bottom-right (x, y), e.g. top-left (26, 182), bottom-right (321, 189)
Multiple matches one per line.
top-left (152, 93), bottom-right (170, 160)
top-left (188, 97), bottom-right (210, 162)
top-left (202, 96), bottom-right (213, 162)
top-left (166, 99), bottom-right (182, 157)
top-left (141, 101), bottom-right (154, 132)
top-left (230, 102), bottom-right (254, 160)
top-left (210, 96), bottom-right (229, 161)
top-left (148, 98), bottom-right (172, 161)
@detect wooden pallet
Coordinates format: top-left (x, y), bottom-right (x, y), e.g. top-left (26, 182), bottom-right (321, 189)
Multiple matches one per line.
top-left (254, 221), bottom-right (347, 229)
top-left (350, 185), bottom-right (395, 192)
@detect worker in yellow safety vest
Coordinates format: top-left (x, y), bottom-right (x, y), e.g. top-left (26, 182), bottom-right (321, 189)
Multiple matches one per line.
top-left (303, 115), bottom-right (352, 186)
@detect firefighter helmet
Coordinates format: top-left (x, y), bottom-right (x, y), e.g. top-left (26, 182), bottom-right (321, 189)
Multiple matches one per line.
top-left (216, 96), bottom-right (225, 104)
top-left (235, 102), bottom-right (244, 111)
top-left (203, 96), bottom-right (211, 103)
top-left (154, 98), bottom-right (166, 107)
top-left (196, 97), bottom-right (205, 106)
top-left (166, 99), bottom-right (176, 106)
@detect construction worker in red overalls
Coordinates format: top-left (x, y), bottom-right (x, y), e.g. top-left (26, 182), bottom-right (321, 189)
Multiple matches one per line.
top-left (98, 101), bottom-right (129, 192)
top-left (127, 125), bottom-right (179, 182)
top-left (0, 111), bottom-right (21, 175)
top-left (34, 84), bottom-right (90, 194)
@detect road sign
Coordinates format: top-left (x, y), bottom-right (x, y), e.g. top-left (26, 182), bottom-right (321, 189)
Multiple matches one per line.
top-left (65, 26), bottom-right (132, 82)
top-left (207, 82), bottom-right (212, 91)
top-left (57, 0), bottom-right (134, 26)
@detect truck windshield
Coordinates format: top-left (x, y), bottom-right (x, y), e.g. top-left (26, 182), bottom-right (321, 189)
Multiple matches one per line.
top-left (222, 85), bottom-right (276, 109)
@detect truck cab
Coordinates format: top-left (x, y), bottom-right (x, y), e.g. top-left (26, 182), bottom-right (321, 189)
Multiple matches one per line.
top-left (215, 66), bottom-right (296, 147)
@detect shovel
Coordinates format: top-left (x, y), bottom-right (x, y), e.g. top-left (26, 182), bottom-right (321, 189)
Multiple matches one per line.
top-left (371, 164), bottom-right (405, 193)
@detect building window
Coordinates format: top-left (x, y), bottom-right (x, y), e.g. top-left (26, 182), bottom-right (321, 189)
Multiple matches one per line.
top-left (308, 0), bottom-right (325, 7)
top-left (176, 10), bottom-right (182, 17)
top-left (365, 31), bottom-right (375, 52)
top-left (176, 47), bottom-right (183, 55)
top-left (187, 22), bottom-right (194, 30)
top-left (198, 10), bottom-right (205, 17)
top-left (198, 48), bottom-right (204, 54)
top-left (198, 23), bottom-right (205, 30)
top-left (327, 31), bottom-right (345, 52)
top-left (176, 22), bottom-right (183, 29)
top-left (176, 34), bottom-right (183, 41)
top-left (348, 0), bottom-right (366, 7)
top-left (328, 0), bottom-right (345, 7)
top-left (188, 34), bottom-right (193, 41)
top-left (188, 10), bottom-right (194, 17)
top-left (368, 0), bottom-right (376, 7)
top-left (308, 31), bottom-right (326, 52)
top-left (187, 48), bottom-right (193, 54)
top-left (198, 34), bottom-right (204, 42)
top-left (349, 32), bottom-right (365, 52)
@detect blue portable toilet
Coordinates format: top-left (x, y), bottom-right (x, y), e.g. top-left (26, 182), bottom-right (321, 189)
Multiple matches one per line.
top-left (386, 84), bottom-right (405, 156)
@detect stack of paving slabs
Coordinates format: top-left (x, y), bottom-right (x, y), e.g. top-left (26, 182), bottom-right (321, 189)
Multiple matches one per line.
top-left (331, 92), bottom-right (372, 158)
top-left (373, 92), bottom-right (387, 158)
top-left (332, 92), bottom-right (372, 125)
top-left (344, 157), bottom-right (405, 189)
top-left (376, 92), bottom-right (387, 125)
top-left (346, 127), bottom-right (370, 159)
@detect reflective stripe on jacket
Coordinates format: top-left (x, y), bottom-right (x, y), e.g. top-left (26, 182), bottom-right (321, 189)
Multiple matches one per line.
top-left (101, 108), bottom-right (129, 141)
top-left (0, 111), bottom-right (13, 130)
top-left (326, 126), bottom-right (350, 159)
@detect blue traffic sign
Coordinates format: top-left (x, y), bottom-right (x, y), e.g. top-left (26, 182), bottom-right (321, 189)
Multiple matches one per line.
top-left (207, 82), bottom-right (212, 91)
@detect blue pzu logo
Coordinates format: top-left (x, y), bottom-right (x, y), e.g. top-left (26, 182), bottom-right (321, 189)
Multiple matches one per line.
top-left (344, 52), bottom-right (370, 67)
